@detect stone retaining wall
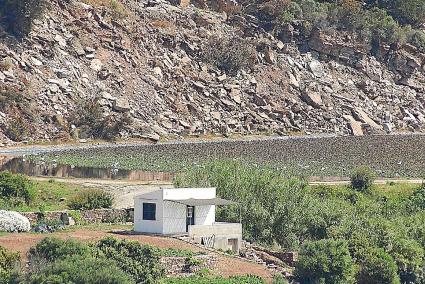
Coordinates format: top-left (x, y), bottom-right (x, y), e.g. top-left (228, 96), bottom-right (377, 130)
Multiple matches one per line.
top-left (21, 209), bottom-right (134, 225)
top-left (160, 255), bottom-right (217, 276)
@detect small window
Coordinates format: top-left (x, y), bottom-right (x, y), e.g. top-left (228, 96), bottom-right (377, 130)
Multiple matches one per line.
top-left (143, 203), bottom-right (156, 220)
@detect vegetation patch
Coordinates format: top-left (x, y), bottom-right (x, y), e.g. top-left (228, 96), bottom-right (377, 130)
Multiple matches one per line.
top-left (0, 174), bottom-right (87, 212)
top-left (67, 188), bottom-right (113, 210)
top-left (163, 275), bottom-right (266, 284)
top-left (175, 160), bottom-right (425, 283)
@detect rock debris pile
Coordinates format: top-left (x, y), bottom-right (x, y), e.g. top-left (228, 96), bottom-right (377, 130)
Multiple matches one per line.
top-left (0, 0), bottom-right (424, 144)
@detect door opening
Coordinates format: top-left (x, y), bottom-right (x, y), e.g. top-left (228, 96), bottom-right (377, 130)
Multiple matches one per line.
top-left (186, 205), bottom-right (195, 232)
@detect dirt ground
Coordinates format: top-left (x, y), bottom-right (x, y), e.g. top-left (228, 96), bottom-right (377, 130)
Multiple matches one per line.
top-left (0, 228), bottom-right (273, 282)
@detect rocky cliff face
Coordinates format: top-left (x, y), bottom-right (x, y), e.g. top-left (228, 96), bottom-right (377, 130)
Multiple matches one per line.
top-left (0, 0), bottom-right (424, 145)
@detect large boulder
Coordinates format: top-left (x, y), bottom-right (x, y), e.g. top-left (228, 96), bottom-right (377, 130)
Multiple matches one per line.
top-left (0, 210), bottom-right (31, 232)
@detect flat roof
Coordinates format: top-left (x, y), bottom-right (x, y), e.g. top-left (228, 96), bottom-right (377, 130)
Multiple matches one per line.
top-left (165, 197), bottom-right (237, 206)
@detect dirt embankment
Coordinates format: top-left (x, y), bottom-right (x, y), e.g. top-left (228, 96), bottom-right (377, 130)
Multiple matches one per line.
top-left (0, 229), bottom-right (273, 281)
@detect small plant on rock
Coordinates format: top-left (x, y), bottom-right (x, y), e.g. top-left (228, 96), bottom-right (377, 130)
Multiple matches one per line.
top-left (202, 36), bottom-right (257, 75)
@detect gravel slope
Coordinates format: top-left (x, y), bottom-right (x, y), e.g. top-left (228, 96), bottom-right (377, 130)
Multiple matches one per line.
top-left (12, 134), bottom-right (425, 178)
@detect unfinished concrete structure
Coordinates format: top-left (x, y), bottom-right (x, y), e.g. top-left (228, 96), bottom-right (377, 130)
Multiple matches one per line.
top-left (133, 188), bottom-right (242, 252)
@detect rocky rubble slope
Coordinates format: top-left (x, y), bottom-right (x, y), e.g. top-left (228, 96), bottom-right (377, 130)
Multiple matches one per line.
top-left (0, 0), bottom-right (425, 144)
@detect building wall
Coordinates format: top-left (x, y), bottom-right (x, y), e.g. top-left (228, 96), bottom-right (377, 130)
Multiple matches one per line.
top-left (134, 190), bottom-right (164, 234)
top-left (163, 201), bottom-right (186, 234)
top-left (188, 223), bottom-right (243, 252)
top-left (134, 188), bottom-right (217, 235)
top-left (163, 188), bottom-right (216, 200)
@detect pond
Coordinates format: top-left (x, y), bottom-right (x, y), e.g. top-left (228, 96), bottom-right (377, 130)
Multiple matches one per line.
top-left (0, 156), bottom-right (173, 182)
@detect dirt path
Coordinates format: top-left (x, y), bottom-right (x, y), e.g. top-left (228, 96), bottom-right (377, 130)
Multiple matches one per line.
top-left (0, 229), bottom-right (273, 281)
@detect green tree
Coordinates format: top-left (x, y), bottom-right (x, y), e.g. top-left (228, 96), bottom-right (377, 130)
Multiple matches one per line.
top-left (0, 171), bottom-right (35, 205)
top-left (390, 238), bottom-right (424, 284)
top-left (357, 248), bottom-right (400, 284)
top-left (294, 239), bottom-right (355, 284)
top-left (350, 167), bottom-right (375, 193)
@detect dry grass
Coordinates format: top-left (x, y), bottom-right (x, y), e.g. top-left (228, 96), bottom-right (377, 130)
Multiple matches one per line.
top-left (82, 0), bottom-right (129, 18)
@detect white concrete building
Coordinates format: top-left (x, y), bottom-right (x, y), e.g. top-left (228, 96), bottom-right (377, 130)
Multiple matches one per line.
top-left (133, 187), bottom-right (242, 252)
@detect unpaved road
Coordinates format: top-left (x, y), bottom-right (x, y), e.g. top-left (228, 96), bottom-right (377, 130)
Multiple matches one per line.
top-left (0, 229), bottom-right (274, 281)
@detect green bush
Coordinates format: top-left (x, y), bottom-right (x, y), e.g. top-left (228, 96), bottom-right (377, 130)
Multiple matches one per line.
top-left (350, 167), bottom-right (375, 193)
top-left (25, 237), bottom-right (166, 283)
top-left (410, 31), bottom-right (425, 52)
top-left (29, 237), bottom-right (91, 263)
top-left (390, 238), bottom-right (424, 283)
top-left (294, 239), bottom-right (355, 284)
top-left (408, 184), bottom-right (425, 211)
top-left (0, 245), bottom-right (20, 283)
top-left (67, 189), bottom-right (113, 210)
top-left (94, 237), bottom-right (164, 284)
top-left (26, 255), bottom-right (134, 284)
top-left (272, 274), bottom-right (289, 284)
top-left (0, 171), bottom-right (35, 205)
top-left (357, 248), bottom-right (400, 284)
top-left (0, 0), bottom-right (44, 37)
top-left (379, 0), bottom-right (425, 27)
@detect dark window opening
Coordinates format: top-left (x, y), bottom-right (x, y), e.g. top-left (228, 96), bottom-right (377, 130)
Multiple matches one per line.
top-left (143, 203), bottom-right (156, 220)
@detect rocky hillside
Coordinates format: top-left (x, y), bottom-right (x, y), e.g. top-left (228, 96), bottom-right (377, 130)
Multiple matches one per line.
top-left (0, 0), bottom-right (425, 144)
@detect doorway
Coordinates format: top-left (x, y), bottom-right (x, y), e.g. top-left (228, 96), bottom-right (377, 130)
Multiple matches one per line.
top-left (186, 205), bottom-right (195, 232)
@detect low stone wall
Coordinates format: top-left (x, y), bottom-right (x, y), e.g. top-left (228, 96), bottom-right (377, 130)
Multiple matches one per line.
top-left (160, 255), bottom-right (217, 276)
top-left (21, 209), bottom-right (134, 225)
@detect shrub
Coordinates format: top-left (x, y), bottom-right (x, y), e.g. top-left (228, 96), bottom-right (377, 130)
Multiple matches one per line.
top-left (0, 171), bottom-right (35, 205)
top-left (0, 210), bottom-right (31, 232)
top-left (410, 31), bottom-right (425, 52)
top-left (26, 255), bottom-right (135, 284)
top-left (94, 237), bottom-right (164, 284)
top-left (408, 184), bottom-right (425, 211)
top-left (175, 160), bottom-right (309, 249)
top-left (202, 36), bottom-right (257, 74)
top-left (272, 274), bottom-right (289, 284)
top-left (357, 248), bottom-right (400, 284)
top-left (350, 166), bottom-right (375, 193)
top-left (294, 239), bottom-right (355, 284)
top-left (70, 98), bottom-right (132, 141)
top-left (164, 275), bottom-right (266, 283)
top-left (0, 0), bottom-right (45, 37)
top-left (390, 238), bottom-right (424, 284)
top-left (0, 245), bottom-right (20, 283)
top-left (67, 189), bottom-right (113, 210)
top-left (379, 0), bottom-right (425, 27)
top-left (29, 237), bottom-right (91, 263)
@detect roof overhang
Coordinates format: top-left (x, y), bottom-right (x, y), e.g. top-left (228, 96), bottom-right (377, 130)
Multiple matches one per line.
top-left (165, 197), bottom-right (237, 206)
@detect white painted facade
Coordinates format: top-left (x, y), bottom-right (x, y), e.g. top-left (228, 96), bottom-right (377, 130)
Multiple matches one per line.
top-left (133, 188), bottom-right (216, 235)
